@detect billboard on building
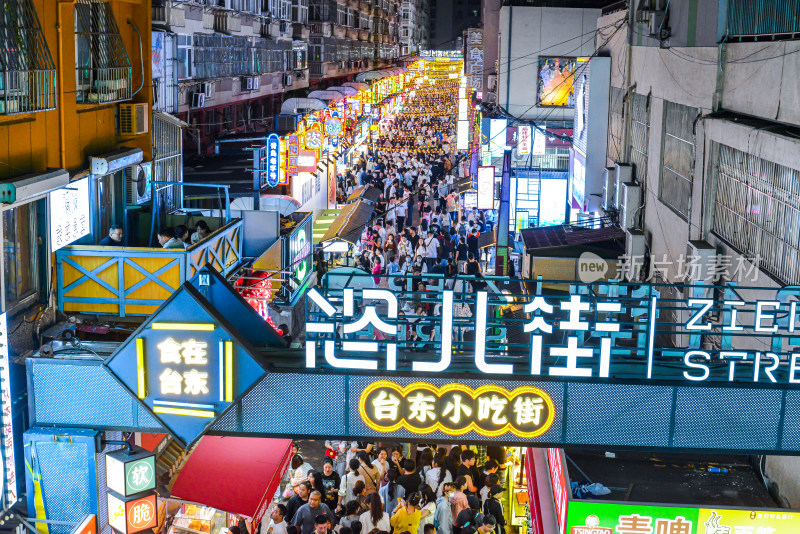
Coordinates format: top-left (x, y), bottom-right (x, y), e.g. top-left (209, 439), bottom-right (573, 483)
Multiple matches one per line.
top-left (537, 57), bottom-right (580, 107)
top-left (466, 28), bottom-right (483, 92)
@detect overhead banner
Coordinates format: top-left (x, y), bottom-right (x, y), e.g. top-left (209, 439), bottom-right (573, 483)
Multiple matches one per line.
top-left (477, 166), bottom-right (494, 209)
top-left (567, 500), bottom-right (800, 534)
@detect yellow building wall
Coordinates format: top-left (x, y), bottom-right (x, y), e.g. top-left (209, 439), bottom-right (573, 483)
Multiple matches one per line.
top-left (0, 0), bottom-right (152, 180)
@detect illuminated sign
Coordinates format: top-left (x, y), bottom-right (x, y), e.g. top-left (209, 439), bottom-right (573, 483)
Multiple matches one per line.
top-left (297, 150), bottom-right (317, 173)
top-left (287, 135), bottom-right (300, 177)
top-left (457, 120), bottom-right (470, 151)
top-left (304, 126), bottom-right (323, 150)
top-left (566, 501), bottom-right (800, 534)
top-left (489, 118), bottom-right (506, 157)
top-left (265, 134), bottom-right (281, 188)
top-left (324, 118), bottom-right (344, 137)
top-left (477, 166), bottom-right (494, 209)
top-left (359, 381), bottom-right (555, 438)
top-left (72, 515), bottom-right (97, 534)
top-left (50, 177), bottom-right (90, 251)
top-left (286, 215), bottom-right (313, 297)
top-left (518, 125), bottom-right (532, 155)
top-left (108, 493), bottom-right (158, 534)
top-left (533, 128), bottom-right (547, 155)
top-left (458, 98), bottom-right (468, 121)
top-left (106, 448), bottom-right (156, 497)
top-left (548, 449), bottom-right (568, 534)
top-left (0, 314), bottom-right (16, 510)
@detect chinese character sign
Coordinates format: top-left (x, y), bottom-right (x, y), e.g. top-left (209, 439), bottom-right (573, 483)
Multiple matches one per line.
top-left (359, 381), bottom-right (555, 438)
top-left (49, 178), bottom-right (90, 251)
top-left (0, 314), bottom-right (16, 508)
top-left (265, 134), bottom-right (281, 188)
top-left (566, 500), bottom-right (800, 534)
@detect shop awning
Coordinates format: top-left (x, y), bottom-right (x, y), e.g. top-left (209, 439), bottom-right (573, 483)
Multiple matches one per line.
top-left (321, 198), bottom-right (376, 245)
top-left (314, 208), bottom-right (342, 244)
top-left (346, 185), bottom-right (381, 204)
top-left (520, 225), bottom-right (625, 251)
top-left (170, 436), bottom-right (292, 523)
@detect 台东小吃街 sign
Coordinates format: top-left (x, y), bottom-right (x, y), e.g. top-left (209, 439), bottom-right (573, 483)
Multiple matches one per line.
top-left (359, 381), bottom-right (555, 438)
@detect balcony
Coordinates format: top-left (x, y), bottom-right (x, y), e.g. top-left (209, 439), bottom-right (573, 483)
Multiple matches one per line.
top-left (310, 22), bottom-right (333, 36)
top-left (725, 0), bottom-right (800, 41)
top-left (293, 23), bottom-right (311, 39)
top-left (153, 2), bottom-right (186, 28)
top-left (358, 29), bottom-right (369, 40)
top-left (346, 27), bottom-right (359, 39)
top-left (215, 11), bottom-right (242, 33)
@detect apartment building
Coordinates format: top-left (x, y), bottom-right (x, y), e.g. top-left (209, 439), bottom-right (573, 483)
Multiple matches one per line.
top-left (594, 0), bottom-right (800, 507)
top-left (399, 0), bottom-right (429, 55)
top-left (153, 0), bottom-right (400, 153)
top-left (0, 0), bottom-right (169, 350)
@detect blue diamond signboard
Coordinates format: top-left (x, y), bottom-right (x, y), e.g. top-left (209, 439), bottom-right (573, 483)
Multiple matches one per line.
top-left (106, 273), bottom-right (272, 445)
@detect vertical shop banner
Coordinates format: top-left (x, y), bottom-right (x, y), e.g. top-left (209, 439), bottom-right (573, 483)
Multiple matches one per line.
top-left (547, 449), bottom-right (568, 534)
top-left (151, 32), bottom-right (164, 80)
top-left (477, 166), bottom-right (495, 210)
top-left (506, 127), bottom-right (519, 147)
top-left (49, 177), bottom-right (90, 251)
top-left (533, 129), bottom-right (547, 155)
top-left (518, 125), bottom-right (532, 155)
top-left (0, 314), bottom-right (15, 510)
top-left (489, 119), bottom-right (507, 157)
top-left (457, 121), bottom-right (470, 151)
top-left (466, 28), bottom-right (484, 91)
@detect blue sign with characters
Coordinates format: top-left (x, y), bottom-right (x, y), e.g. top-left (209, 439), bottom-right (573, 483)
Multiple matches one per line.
top-left (106, 277), bottom-right (270, 445)
top-left (266, 133), bottom-right (281, 188)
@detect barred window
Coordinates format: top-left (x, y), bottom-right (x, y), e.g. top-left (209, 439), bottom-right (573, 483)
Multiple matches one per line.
top-left (0, 0), bottom-right (57, 114)
top-left (193, 34), bottom-right (249, 79)
top-left (629, 92), bottom-right (649, 182)
top-left (659, 101), bottom-right (699, 219)
top-left (74, 0), bottom-right (132, 104)
top-left (712, 143), bottom-right (800, 284)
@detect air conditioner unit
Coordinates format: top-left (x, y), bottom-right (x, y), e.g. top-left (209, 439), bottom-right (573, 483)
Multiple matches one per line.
top-left (191, 92), bottom-right (206, 108)
top-left (619, 181), bottom-right (641, 230)
top-left (283, 73), bottom-right (293, 86)
top-left (686, 239), bottom-right (718, 285)
top-left (511, 147), bottom-right (528, 163)
top-left (251, 76), bottom-right (260, 90)
top-left (125, 161), bottom-right (153, 206)
top-left (624, 229), bottom-right (646, 281)
top-left (119, 103), bottom-right (149, 135)
top-left (601, 166), bottom-right (616, 211)
top-left (201, 81), bottom-right (215, 99)
top-left (242, 76), bottom-right (253, 90)
top-left (614, 162), bottom-right (632, 209)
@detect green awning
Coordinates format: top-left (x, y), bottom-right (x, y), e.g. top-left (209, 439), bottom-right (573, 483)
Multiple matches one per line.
top-left (313, 208), bottom-right (342, 244)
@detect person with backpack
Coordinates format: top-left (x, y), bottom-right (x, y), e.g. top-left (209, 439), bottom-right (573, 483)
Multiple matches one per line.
top-left (483, 486), bottom-right (505, 534)
top-left (357, 451), bottom-right (380, 496)
top-left (454, 496), bottom-right (483, 534)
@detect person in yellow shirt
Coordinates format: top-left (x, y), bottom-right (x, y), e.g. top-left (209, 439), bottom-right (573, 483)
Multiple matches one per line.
top-left (390, 493), bottom-right (422, 534)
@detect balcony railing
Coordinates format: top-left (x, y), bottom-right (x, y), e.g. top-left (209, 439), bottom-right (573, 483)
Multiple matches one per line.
top-left (725, 0), bottom-right (800, 41)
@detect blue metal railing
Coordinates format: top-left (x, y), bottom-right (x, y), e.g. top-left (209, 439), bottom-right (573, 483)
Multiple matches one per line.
top-left (726, 0), bottom-right (800, 40)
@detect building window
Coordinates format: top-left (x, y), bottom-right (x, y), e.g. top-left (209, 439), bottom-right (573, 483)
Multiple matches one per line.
top-left (280, 0), bottom-right (292, 20)
top-left (712, 143), bottom-right (800, 285)
top-left (176, 34), bottom-right (193, 80)
top-left (629, 92), bottom-right (649, 181)
top-left (0, 0), bottom-right (57, 114)
top-left (74, 0), bottom-right (132, 104)
top-left (292, 0), bottom-right (309, 24)
top-left (193, 34), bottom-right (250, 79)
top-left (659, 101), bottom-right (699, 219)
top-left (3, 202), bottom-right (40, 312)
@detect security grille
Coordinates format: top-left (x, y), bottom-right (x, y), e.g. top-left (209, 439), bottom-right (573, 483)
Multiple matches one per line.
top-left (0, 0), bottom-right (57, 114)
top-left (153, 112), bottom-right (183, 214)
top-left (193, 34), bottom-right (249, 79)
top-left (659, 101), bottom-right (699, 219)
top-left (712, 142), bottom-right (800, 284)
top-left (629, 92), bottom-right (650, 182)
top-left (74, 0), bottom-right (132, 104)
top-left (608, 87), bottom-right (624, 162)
top-left (251, 39), bottom-right (290, 74)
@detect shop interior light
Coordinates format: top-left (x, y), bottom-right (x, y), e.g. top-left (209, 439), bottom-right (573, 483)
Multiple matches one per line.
top-left (136, 338), bottom-right (146, 399)
top-left (151, 323), bottom-right (215, 331)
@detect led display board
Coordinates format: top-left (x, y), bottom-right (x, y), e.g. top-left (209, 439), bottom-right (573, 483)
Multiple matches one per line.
top-left (537, 57), bottom-right (581, 107)
top-left (477, 166), bottom-right (495, 209)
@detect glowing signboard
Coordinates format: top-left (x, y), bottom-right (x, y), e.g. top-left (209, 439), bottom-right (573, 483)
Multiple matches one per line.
top-left (518, 125), bottom-right (532, 155)
top-left (359, 381), bottom-right (555, 438)
top-left (324, 117), bottom-right (344, 137)
top-left (265, 134), bottom-right (281, 188)
top-left (287, 135), bottom-right (300, 177)
top-left (304, 126), bottom-right (323, 150)
top-left (566, 500), bottom-right (800, 534)
top-left (107, 493), bottom-right (158, 534)
top-left (547, 449), bottom-right (568, 534)
top-left (296, 150), bottom-right (317, 173)
top-left (457, 120), bottom-right (470, 151)
top-left (477, 166), bottom-right (494, 209)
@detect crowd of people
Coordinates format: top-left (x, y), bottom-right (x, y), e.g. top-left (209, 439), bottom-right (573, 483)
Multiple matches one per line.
top-left (261, 443), bottom-right (510, 534)
top-left (98, 220), bottom-right (213, 248)
top-left (332, 81), bottom-right (501, 286)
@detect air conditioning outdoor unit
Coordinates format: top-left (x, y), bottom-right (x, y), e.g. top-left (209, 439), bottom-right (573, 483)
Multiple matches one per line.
top-left (601, 166), bottom-right (616, 211)
top-left (201, 81), bottom-right (215, 99)
top-left (125, 161), bottom-right (153, 206)
top-left (686, 239), bottom-right (718, 285)
top-left (624, 229), bottom-right (646, 281)
top-left (619, 181), bottom-right (641, 230)
top-left (119, 103), bottom-right (149, 135)
top-left (242, 76), bottom-right (253, 90)
top-left (191, 92), bottom-right (206, 108)
top-left (614, 162), bottom-right (633, 209)
top-left (283, 73), bottom-right (293, 86)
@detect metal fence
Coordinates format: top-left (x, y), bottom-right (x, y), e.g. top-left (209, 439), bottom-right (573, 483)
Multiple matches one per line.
top-left (725, 0), bottom-right (800, 41)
